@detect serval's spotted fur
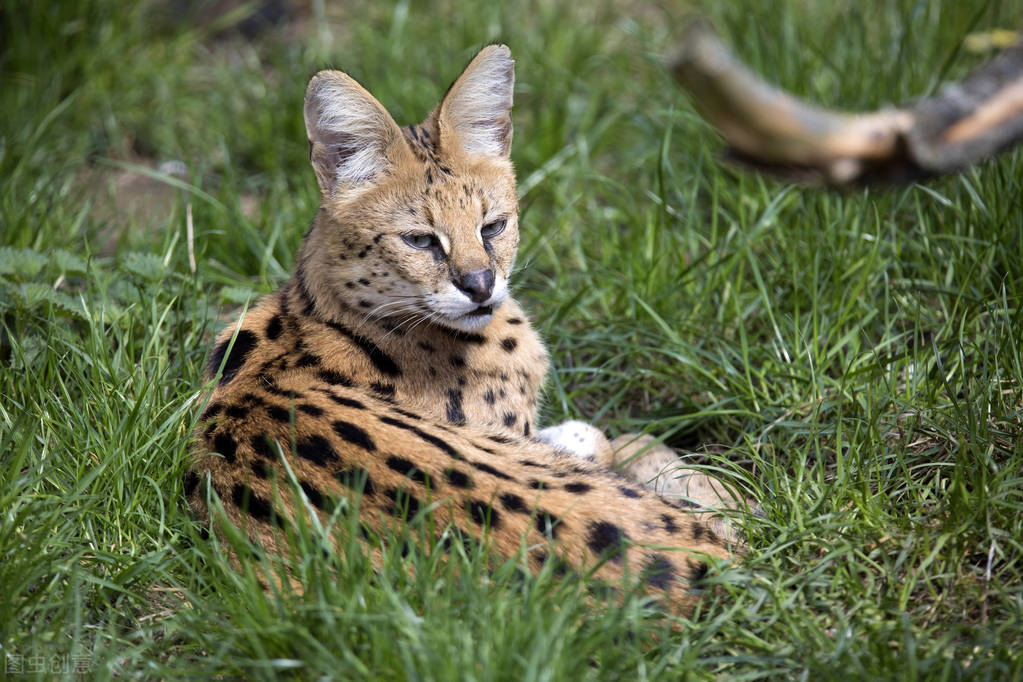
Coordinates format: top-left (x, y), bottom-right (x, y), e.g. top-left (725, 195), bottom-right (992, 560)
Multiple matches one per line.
top-left (188, 45), bottom-right (736, 614)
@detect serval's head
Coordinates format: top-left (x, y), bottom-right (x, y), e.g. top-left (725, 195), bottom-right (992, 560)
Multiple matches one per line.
top-left (300, 45), bottom-right (518, 333)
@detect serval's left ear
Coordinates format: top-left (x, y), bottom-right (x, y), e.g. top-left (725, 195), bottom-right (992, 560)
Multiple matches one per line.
top-left (433, 45), bottom-right (514, 160)
top-left (304, 69), bottom-right (413, 200)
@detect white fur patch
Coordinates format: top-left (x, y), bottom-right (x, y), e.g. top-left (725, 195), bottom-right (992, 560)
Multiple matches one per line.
top-left (536, 420), bottom-right (605, 461)
top-left (426, 275), bottom-right (509, 332)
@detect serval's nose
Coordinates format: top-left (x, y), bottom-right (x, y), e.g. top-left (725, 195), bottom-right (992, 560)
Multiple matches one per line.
top-left (453, 269), bottom-right (495, 304)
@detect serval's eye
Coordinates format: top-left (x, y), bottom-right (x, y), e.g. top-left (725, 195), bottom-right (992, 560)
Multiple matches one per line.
top-left (481, 219), bottom-right (507, 239)
top-left (402, 233), bottom-right (438, 250)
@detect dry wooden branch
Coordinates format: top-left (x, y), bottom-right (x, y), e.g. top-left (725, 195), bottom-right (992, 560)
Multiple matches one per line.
top-left (670, 20), bottom-right (1023, 185)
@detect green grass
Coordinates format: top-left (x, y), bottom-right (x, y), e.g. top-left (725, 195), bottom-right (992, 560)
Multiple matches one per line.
top-left (2, 0), bottom-right (1022, 678)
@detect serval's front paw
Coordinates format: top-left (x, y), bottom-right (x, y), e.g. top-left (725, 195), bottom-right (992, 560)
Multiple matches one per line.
top-left (536, 420), bottom-right (614, 466)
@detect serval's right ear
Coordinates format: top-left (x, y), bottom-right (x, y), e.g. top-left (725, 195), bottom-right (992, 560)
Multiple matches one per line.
top-left (304, 70), bottom-right (413, 200)
top-left (433, 44), bottom-right (515, 161)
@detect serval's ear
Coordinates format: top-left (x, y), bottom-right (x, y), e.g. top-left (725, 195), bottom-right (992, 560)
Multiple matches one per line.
top-left (434, 45), bottom-right (515, 160)
top-left (304, 70), bottom-right (413, 199)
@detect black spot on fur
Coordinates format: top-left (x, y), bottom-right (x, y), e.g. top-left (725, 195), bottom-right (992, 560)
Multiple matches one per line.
top-left (507, 317), bottom-right (523, 325)
top-left (384, 488), bottom-right (421, 520)
top-left (502, 412), bottom-right (516, 427)
top-left (297, 353), bottom-right (321, 368)
top-left (239, 392), bottom-right (265, 406)
top-left (564, 482), bottom-right (591, 494)
top-left (321, 392), bottom-right (365, 409)
top-left (184, 470), bottom-right (200, 496)
top-left (379, 416), bottom-right (464, 460)
top-left (446, 389), bottom-right (465, 424)
top-left (258, 353), bottom-right (289, 375)
top-left (444, 468), bottom-right (473, 488)
top-left (418, 341), bottom-right (436, 353)
top-left (266, 404), bottom-right (292, 424)
top-left (693, 524), bottom-right (704, 540)
top-left (323, 319), bottom-right (402, 377)
top-left (371, 382), bottom-right (396, 399)
top-left (333, 420), bottom-right (376, 452)
top-left (318, 369), bottom-right (354, 386)
top-left (470, 460), bottom-right (513, 481)
top-left (499, 492), bottom-right (527, 514)
top-left (265, 315), bottom-right (284, 340)
top-left (467, 500), bottom-right (500, 528)
top-left (523, 421), bottom-right (530, 437)
top-left (535, 510), bottom-right (562, 538)
top-left (250, 434), bottom-right (276, 460)
top-left (483, 389), bottom-right (495, 405)
top-left (298, 403), bottom-right (323, 417)
top-left (251, 460), bottom-right (271, 480)
top-left (300, 480), bottom-right (333, 512)
top-left (213, 432), bottom-right (238, 463)
top-left (338, 466), bottom-right (375, 497)
top-left (392, 408), bottom-right (421, 421)
top-left (209, 329), bottom-right (258, 385)
top-left (644, 555), bottom-right (677, 590)
top-left (201, 402), bottom-right (223, 422)
top-left (257, 374), bottom-right (293, 398)
top-left (450, 354), bottom-right (466, 368)
top-left (387, 456), bottom-right (429, 484)
top-left (662, 514), bottom-right (679, 534)
top-left (619, 486), bottom-right (641, 499)
top-left (527, 479), bottom-right (544, 489)
top-left (296, 435), bottom-right (338, 467)
top-left (380, 415), bottom-right (412, 430)
top-left (437, 327), bottom-right (487, 345)
top-left (500, 337), bottom-right (517, 353)
top-left (488, 434), bottom-right (513, 445)
top-left (232, 483), bottom-right (285, 529)
top-left (689, 561), bottom-right (709, 584)
top-left (587, 521), bottom-right (629, 562)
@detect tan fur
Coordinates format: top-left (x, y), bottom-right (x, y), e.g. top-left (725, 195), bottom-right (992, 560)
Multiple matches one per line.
top-left (188, 45), bottom-right (735, 615)
top-left (609, 433), bottom-right (751, 545)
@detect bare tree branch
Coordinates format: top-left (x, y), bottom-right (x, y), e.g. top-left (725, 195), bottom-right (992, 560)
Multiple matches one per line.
top-left (670, 20), bottom-right (1023, 185)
